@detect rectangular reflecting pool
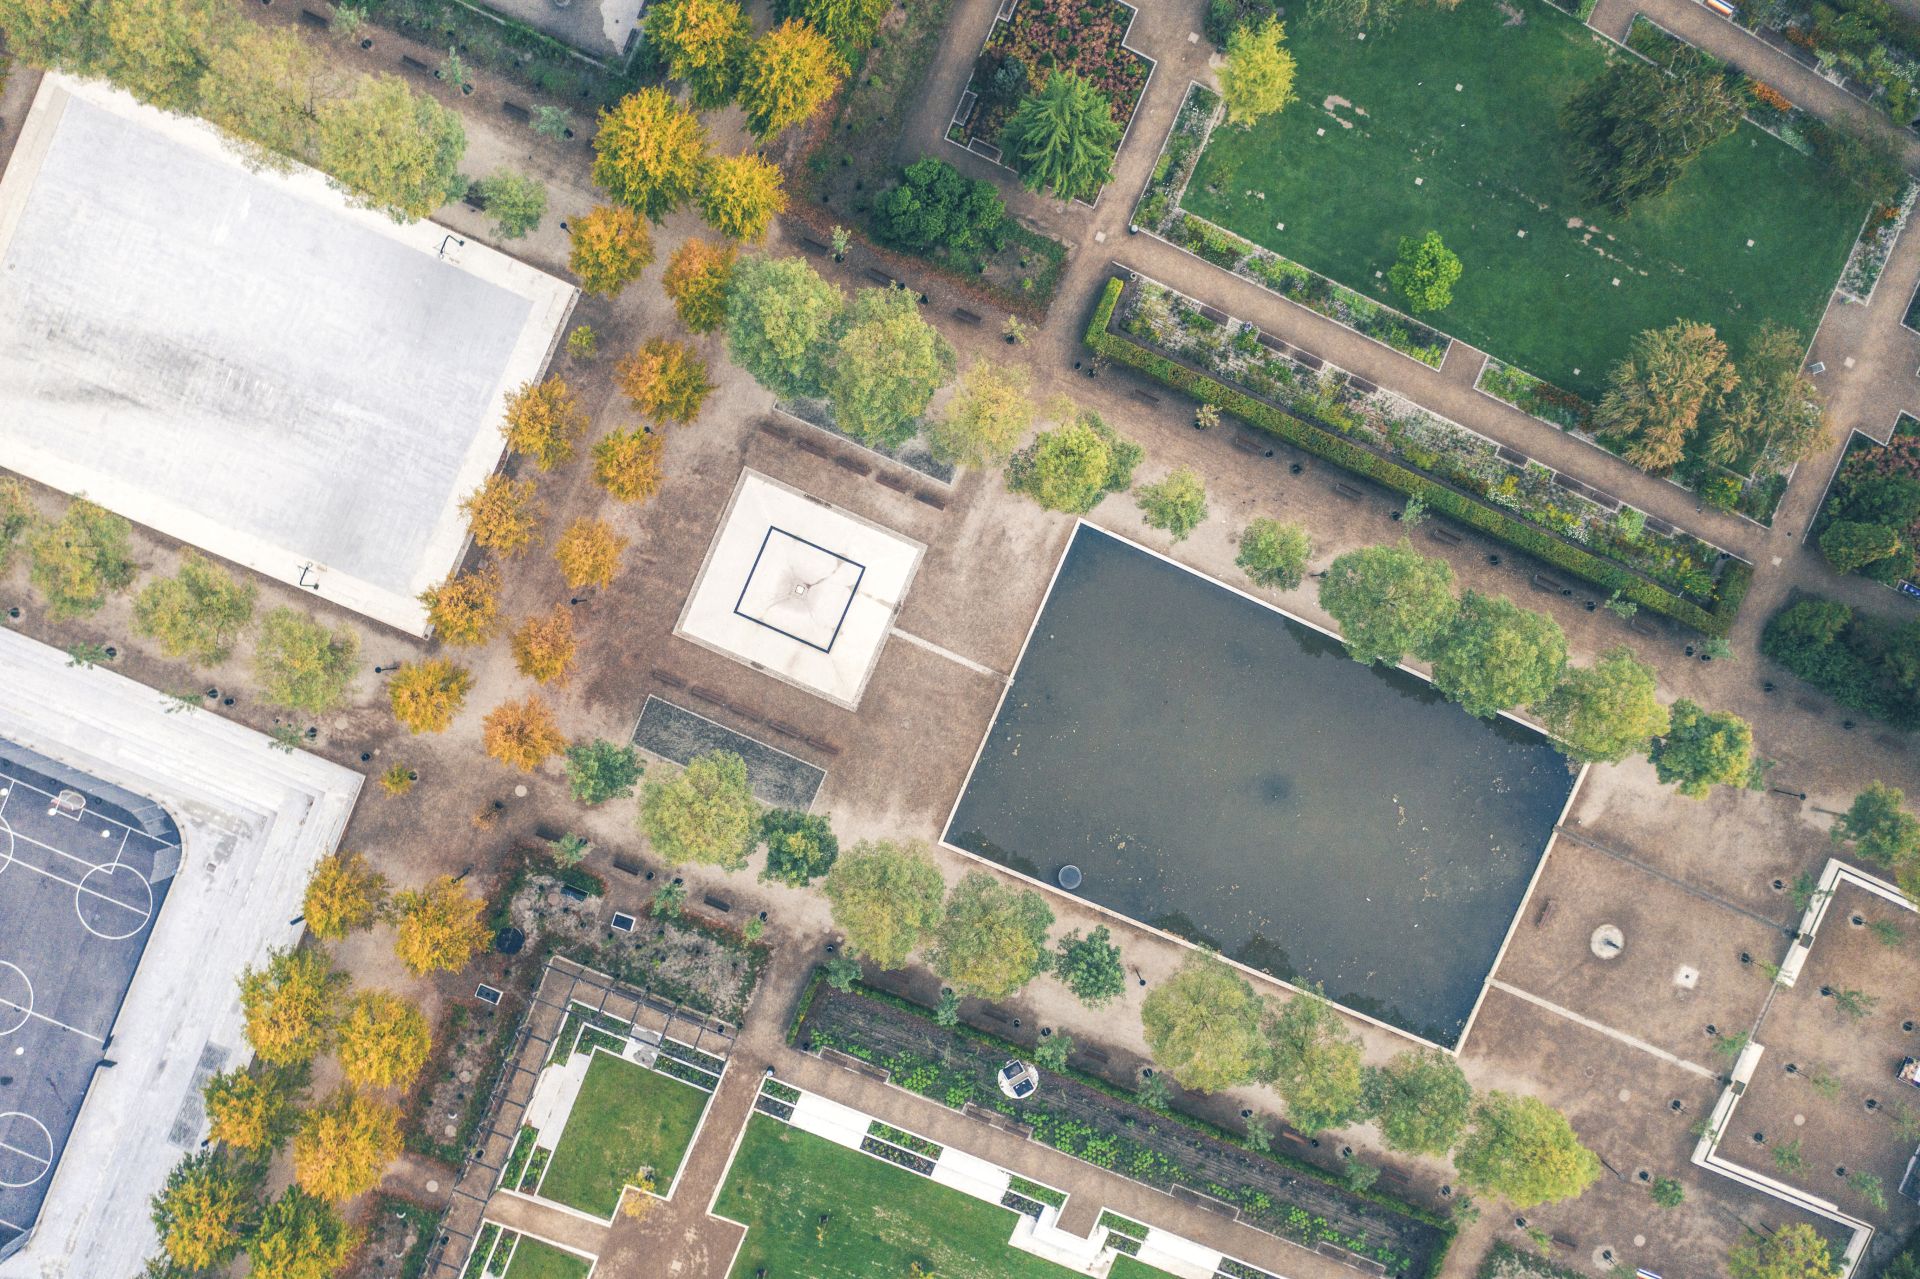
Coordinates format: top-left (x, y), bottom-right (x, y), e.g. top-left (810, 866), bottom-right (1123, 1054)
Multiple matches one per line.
top-left (945, 525), bottom-right (1579, 1047)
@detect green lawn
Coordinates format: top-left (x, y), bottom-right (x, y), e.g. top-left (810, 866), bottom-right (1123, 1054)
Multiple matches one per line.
top-left (538, 1053), bottom-right (710, 1218)
top-left (716, 1115), bottom-right (1085, 1278)
top-left (1110, 1257), bottom-right (1182, 1278)
top-left (1182, 0), bottom-right (1864, 398)
top-left (501, 1236), bottom-right (592, 1279)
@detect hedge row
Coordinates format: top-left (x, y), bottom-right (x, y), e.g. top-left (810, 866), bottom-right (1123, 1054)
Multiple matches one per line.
top-left (1086, 278), bottom-right (1751, 636)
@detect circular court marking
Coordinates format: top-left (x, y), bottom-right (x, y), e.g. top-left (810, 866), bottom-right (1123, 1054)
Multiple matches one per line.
top-left (0, 1112), bottom-right (52, 1189)
top-left (74, 863), bottom-right (153, 941)
top-left (0, 814), bottom-right (14, 877)
top-left (0, 962), bottom-right (30, 1037)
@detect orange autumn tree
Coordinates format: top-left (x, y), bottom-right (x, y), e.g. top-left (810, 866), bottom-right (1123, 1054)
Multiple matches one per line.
top-left (392, 876), bottom-right (493, 973)
top-left (554, 518), bottom-right (629, 590)
top-left (482, 695), bottom-right (567, 771)
top-left (460, 474), bottom-right (545, 557)
top-left (387, 658), bottom-right (473, 734)
top-left (662, 237), bottom-right (737, 334)
top-left (511, 604), bottom-right (577, 685)
top-left (616, 338), bottom-right (713, 426)
top-left (568, 204), bottom-right (656, 297)
top-left (501, 376), bottom-right (589, 470)
top-left (593, 429), bottom-right (666, 502)
top-left (419, 565), bottom-right (502, 645)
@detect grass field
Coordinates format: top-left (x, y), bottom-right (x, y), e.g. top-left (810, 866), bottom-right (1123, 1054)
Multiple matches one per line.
top-left (1181, 0), bottom-right (1863, 398)
top-left (716, 1116), bottom-right (1084, 1278)
top-left (501, 1236), bottom-right (593, 1279)
top-left (1110, 1257), bottom-right (1181, 1277)
top-left (539, 1053), bottom-right (710, 1218)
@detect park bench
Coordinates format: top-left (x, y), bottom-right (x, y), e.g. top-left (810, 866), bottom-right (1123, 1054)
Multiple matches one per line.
top-left (1643, 514), bottom-right (1676, 537)
top-left (801, 237), bottom-right (830, 255)
top-left (299, 8), bottom-right (329, 25)
top-left (651, 667), bottom-right (687, 690)
top-left (1129, 389), bottom-right (1161, 406)
top-left (864, 268), bottom-right (894, 287)
top-left (1629, 614), bottom-right (1663, 636)
top-left (1295, 351), bottom-right (1324, 371)
top-left (501, 101), bottom-right (531, 124)
top-left (915, 489), bottom-right (948, 509)
top-left (758, 419), bottom-right (791, 440)
top-left (1497, 444), bottom-right (1529, 466)
top-left (765, 719), bottom-right (805, 740)
top-left (875, 471), bottom-right (912, 493)
top-left (1348, 376), bottom-right (1377, 395)
top-left (1332, 481), bottom-right (1363, 500)
top-left (952, 308), bottom-right (983, 325)
top-left (702, 894), bottom-right (731, 913)
top-left (1230, 432), bottom-right (1266, 455)
top-left (400, 54), bottom-right (431, 73)
top-left (803, 735), bottom-right (841, 757)
top-left (792, 435), bottom-right (832, 458)
top-left (832, 454), bottom-right (870, 475)
top-left (1428, 525), bottom-right (1463, 546)
top-left (1531, 573), bottom-right (1573, 596)
top-left (611, 853), bottom-right (645, 877)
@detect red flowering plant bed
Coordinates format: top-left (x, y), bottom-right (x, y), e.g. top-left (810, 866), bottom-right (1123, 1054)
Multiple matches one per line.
top-left (958, 0), bottom-right (1151, 154)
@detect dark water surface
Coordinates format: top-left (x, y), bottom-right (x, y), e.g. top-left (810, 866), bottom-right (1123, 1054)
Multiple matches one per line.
top-left (946, 526), bottom-right (1576, 1046)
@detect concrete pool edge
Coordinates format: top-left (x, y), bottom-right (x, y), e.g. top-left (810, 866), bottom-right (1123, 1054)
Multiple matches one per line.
top-left (936, 519), bottom-right (1590, 1056)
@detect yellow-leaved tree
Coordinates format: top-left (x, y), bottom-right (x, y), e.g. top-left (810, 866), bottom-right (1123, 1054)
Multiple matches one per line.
top-left (568, 204), bottom-right (655, 297)
top-left (239, 946), bottom-right (347, 1067)
top-left (554, 518), bottom-right (629, 590)
top-left (460, 474), bottom-right (545, 557)
top-left (740, 19), bottom-right (845, 139)
top-left (392, 875), bottom-right (493, 974)
top-left (387, 658), bottom-right (474, 734)
top-left (511, 605), bottom-right (577, 686)
top-left (482, 695), bottom-right (568, 771)
top-left (591, 87), bottom-right (709, 221)
top-left (501, 376), bottom-right (588, 470)
top-left (646, 0), bottom-right (752, 107)
top-left (203, 1066), bottom-right (301, 1152)
top-left (419, 565), bottom-right (502, 646)
top-left (302, 849), bottom-right (389, 942)
top-left (662, 238), bottom-right (737, 334)
top-left (336, 990), bottom-right (433, 1089)
top-left (593, 429), bottom-right (667, 502)
top-left (293, 1088), bottom-right (402, 1201)
top-left (616, 338), bottom-right (714, 426)
top-left (151, 1151), bottom-right (258, 1273)
top-left (697, 151), bottom-right (787, 242)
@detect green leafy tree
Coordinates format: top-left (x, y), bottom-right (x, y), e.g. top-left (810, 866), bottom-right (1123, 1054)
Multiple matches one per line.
top-left (565, 738), bottom-right (644, 805)
top-left (1000, 71), bottom-right (1122, 203)
top-left (1427, 591), bottom-right (1567, 719)
top-left (871, 157), bottom-right (1006, 256)
top-left (1651, 699), bottom-right (1756, 798)
top-left (592, 87), bottom-right (709, 220)
top-left (1822, 520), bottom-right (1905, 575)
top-left (1595, 320), bottom-right (1736, 473)
top-left (1055, 925), bottom-right (1126, 1007)
top-left (239, 946), bottom-right (346, 1067)
top-left (1455, 1092), bottom-right (1600, 1207)
top-left (150, 1152), bottom-right (258, 1273)
top-left (930, 871), bottom-right (1055, 1000)
top-left (929, 361), bottom-right (1032, 468)
top-left (1563, 60), bottom-right (1742, 213)
top-left (826, 286), bottom-right (957, 447)
top-left (1364, 1050), bottom-right (1472, 1155)
top-left (759, 808), bottom-right (840, 886)
top-left (254, 607), bottom-right (361, 714)
top-left (1833, 781), bottom-right (1920, 867)
top-left (1806, 115), bottom-right (1907, 208)
top-left (1220, 16), bottom-right (1298, 126)
top-left (1237, 518), bottom-right (1311, 590)
top-left (647, 0), bottom-right (752, 108)
top-left (1703, 321), bottom-right (1826, 471)
top-left (199, 24), bottom-right (339, 166)
top-left (1136, 468), bottom-right (1210, 543)
top-left (28, 497), bottom-right (135, 620)
top-left (1007, 410), bottom-right (1142, 514)
top-left (776, 0), bottom-right (889, 55)
top-left (1267, 987), bottom-right (1366, 1134)
top-left (0, 478), bottom-right (33, 573)
top-left (133, 551), bottom-right (256, 665)
top-left (822, 839), bottom-right (946, 968)
top-left (1727, 1224), bottom-right (1841, 1279)
top-left (725, 254), bottom-right (845, 398)
top-left (1140, 953), bottom-right (1271, 1093)
top-left (639, 751), bottom-right (760, 869)
top-left (1318, 542), bottom-right (1457, 667)
top-left (1536, 647), bottom-right (1670, 764)
top-left (248, 1188), bottom-right (360, 1279)
top-left (316, 75), bottom-right (466, 221)
top-left (740, 18), bottom-right (845, 138)
top-left (1033, 1031), bottom-right (1074, 1072)
top-left (472, 170), bottom-right (546, 239)
top-left (1649, 1176), bottom-right (1686, 1208)
top-left (1388, 230), bottom-right (1462, 313)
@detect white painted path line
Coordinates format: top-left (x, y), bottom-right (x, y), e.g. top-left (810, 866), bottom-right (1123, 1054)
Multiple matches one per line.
top-left (889, 628), bottom-right (1007, 682)
top-left (1486, 979), bottom-right (1718, 1079)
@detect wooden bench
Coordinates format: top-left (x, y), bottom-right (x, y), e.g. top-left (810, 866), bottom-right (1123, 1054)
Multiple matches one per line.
top-left (1332, 482), bottom-right (1363, 500)
top-left (874, 471), bottom-right (912, 493)
top-left (1348, 377), bottom-right (1377, 396)
top-left (952, 308), bottom-right (984, 325)
top-left (612, 853), bottom-right (646, 876)
top-left (792, 435), bottom-right (831, 458)
top-left (1129, 389), bottom-right (1161, 406)
top-left (1533, 896), bottom-right (1555, 926)
top-left (501, 101), bottom-right (531, 124)
top-left (801, 237), bottom-right (830, 254)
top-left (759, 419), bottom-right (791, 441)
top-left (832, 454), bottom-right (870, 475)
top-left (914, 490), bottom-right (948, 509)
top-left (1427, 526), bottom-right (1463, 546)
top-left (1629, 614), bottom-right (1663, 636)
top-left (1230, 432), bottom-right (1266, 455)
top-left (864, 267), bottom-right (895, 286)
top-left (299, 7), bottom-right (330, 25)
top-left (702, 894), bottom-right (732, 913)
top-left (1197, 304), bottom-right (1230, 326)
top-left (765, 719), bottom-right (805, 740)
top-left (401, 54), bottom-right (432, 72)
top-left (803, 736), bottom-right (842, 758)
top-left (821, 1047), bottom-right (888, 1081)
top-left (1295, 352), bottom-right (1324, 371)
top-left (1531, 573), bottom-right (1570, 594)
top-left (651, 667), bottom-right (687, 690)
top-left (688, 685), bottom-right (729, 706)
top-left (1496, 445), bottom-right (1529, 466)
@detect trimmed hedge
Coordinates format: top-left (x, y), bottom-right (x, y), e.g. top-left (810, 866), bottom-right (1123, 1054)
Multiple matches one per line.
top-left (1087, 278), bottom-right (1750, 636)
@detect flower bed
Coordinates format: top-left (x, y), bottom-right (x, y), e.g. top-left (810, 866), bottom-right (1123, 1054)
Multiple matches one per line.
top-left (861, 1134), bottom-right (938, 1175)
top-left (1103, 273), bottom-right (1747, 628)
top-left (660, 1038), bottom-right (726, 1077)
top-left (520, 1146), bottom-right (551, 1191)
top-left (1003, 1189), bottom-right (1049, 1217)
top-left (957, 0), bottom-right (1151, 152)
top-left (549, 1002), bottom-right (629, 1066)
top-left (1739, 0), bottom-right (1920, 126)
top-left (791, 974), bottom-right (1452, 1279)
top-left (1009, 1174), bottom-right (1066, 1208)
top-left (1134, 84), bottom-right (1450, 369)
top-left (1840, 182), bottom-right (1920, 303)
top-left (654, 1053), bottom-right (721, 1092)
top-left (502, 1125), bottom-right (538, 1189)
top-left (870, 1120), bottom-right (944, 1159)
top-left (763, 1079), bottom-right (801, 1105)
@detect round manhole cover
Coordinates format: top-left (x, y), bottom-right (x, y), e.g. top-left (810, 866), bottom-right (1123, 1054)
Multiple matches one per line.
top-left (1058, 865), bottom-right (1083, 891)
top-left (494, 926), bottom-right (525, 954)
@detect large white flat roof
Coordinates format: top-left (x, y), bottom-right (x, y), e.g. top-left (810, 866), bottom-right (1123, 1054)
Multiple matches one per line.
top-left (0, 76), bottom-right (577, 635)
top-left (675, 470), bottom-right (924, 710)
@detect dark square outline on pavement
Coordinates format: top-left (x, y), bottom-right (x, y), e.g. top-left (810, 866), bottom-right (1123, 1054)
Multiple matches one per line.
top-left (732, 526), bottom-right (866, 655)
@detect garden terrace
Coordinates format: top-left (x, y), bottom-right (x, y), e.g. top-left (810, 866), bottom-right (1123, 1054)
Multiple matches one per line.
top-left (952, 0), bottom-right (1152, 162)
top-left (1761, 594), bottom-right (1920, 730)
top-left (790, 0), bottom-right (1070, 315)
top-left (1725, 0), bottom-right (1920, 126)
top-left (1141, 0), bottom-right (1866, 402)
top-left (536, 1049), bottom-right (713, 1215)
top-left (789, 977), bottom-right (1454, 1279)
top-left (1808, 417), bottom-right (1920, 592)
top-left (464, 1224), bottom-right (593, 1279)
top-left (1090, 273), bottom-right (1752, 633)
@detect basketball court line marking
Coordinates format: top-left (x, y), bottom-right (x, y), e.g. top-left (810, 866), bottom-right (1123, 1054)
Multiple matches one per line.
top-left (0, 1140), bottom-right (49, 1168)
top-left (0, 993), bottom-right (107, 1045)
top-left (0, 794), bottom-right (155, 921)
top-left (0, 851), bottom-right (151, 919)
top-left (0, 774), bottom-right (180, 848)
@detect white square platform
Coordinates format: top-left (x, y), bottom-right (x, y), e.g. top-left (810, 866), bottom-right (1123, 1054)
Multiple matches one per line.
top-left (675, 470), bottom-right (924, 709)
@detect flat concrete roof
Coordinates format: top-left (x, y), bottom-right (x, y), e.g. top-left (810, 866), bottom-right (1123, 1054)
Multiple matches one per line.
top-left (0, 628), bottom-right (362, 1276)
top-left (675, 470), bottom-right (925, 710)
top-left (463, 0), bottom-right (645, 64)
top-left (0, 77), bottom-right (576, 635)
